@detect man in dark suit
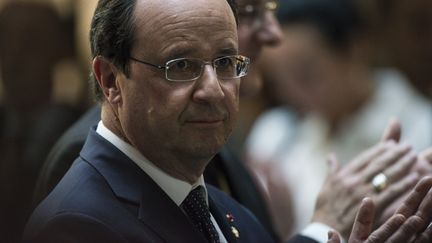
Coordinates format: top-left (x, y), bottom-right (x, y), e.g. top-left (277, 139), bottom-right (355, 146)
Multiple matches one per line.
top-left (33, 0), bottom-right (285, 240)
top-left (24, 0), bottom-right (432, 242)
top-left (23, 0), bottom-right (299, 242)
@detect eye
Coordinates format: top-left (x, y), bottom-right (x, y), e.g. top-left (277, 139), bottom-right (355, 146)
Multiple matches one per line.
top-left (215, 57), bottom-right (233, 68)
top-left (173, 59), bottom-right (190, 70)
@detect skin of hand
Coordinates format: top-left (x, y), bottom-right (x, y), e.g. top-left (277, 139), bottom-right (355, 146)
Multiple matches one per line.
top-left (327, 176), bottom-right (432, 243)
top-left (312, 120), bottom-right (419, 239)
top-left (377, 120), bottom-right (432, 225)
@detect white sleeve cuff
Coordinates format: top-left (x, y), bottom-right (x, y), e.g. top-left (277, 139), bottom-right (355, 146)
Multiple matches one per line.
top-left (300, 222), bottom-right (346, 243)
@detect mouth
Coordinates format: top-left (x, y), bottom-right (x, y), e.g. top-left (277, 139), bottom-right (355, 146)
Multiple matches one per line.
top-left (184, 116), bottom-right (227, 127)
top-left (186, 119), bottom-right (224, 124)
top-left (182, 106), bottom-right (228, 126)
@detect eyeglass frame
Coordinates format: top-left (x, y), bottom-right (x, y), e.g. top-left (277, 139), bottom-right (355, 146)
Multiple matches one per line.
top-left (129, 55), bottom-right (250, 82)
top-left (237, 0), bottom-right (279, 29)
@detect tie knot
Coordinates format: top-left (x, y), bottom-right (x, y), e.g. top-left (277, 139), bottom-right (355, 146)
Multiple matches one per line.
top-left (182, 186), bottom-right (209, 220)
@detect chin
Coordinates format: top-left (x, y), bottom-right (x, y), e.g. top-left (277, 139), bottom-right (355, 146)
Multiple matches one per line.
top-left (183, 139), bottom-right (226, 159)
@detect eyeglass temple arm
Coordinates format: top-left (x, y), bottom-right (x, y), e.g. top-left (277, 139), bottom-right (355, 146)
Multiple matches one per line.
top-left (129, 57), bottom-right (165, 69)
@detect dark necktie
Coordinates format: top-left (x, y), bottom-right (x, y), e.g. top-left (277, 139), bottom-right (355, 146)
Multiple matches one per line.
top-left (181, 186), bottom-right (221, 243)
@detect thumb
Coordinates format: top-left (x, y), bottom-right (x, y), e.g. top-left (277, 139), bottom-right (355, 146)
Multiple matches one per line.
top-left (327, 230), bottom-right (341, 243)
top-left (381, 117), bottom-right (401, 142)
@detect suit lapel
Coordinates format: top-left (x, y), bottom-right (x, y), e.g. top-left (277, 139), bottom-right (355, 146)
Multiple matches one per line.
top-left (136, 176), bottom-right (207, 243)
top-left (80, 129), bottom-right (207, 243)
top-left (209, 194), bottom-right (239, 243)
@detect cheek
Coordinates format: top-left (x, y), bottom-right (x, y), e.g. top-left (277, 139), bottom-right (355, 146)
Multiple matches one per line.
top-left (147, 85), bottom-right (193, 123)
top-left (223, 80), bottom-right (240, 105)
top-left (218, 80), bottom-right (240, 125)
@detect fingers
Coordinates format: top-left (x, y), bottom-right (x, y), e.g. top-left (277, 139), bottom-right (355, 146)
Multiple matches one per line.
top-left (390, 177), bottom-right (432, 243)
top-left (382, 151), bottom-right (417, 184)
top-left (419, 147), bottom-right (432, 164)
top-left (364, 214), bottom-right (405, 243)
top-left (373, 173), bottom-right (419, 214)
top-left (363, 178), bottom-right (432, 243)
top-left (341, 142), bottom-right (392, 175)
top-left (380, 118), bottom-right (401, 143)
top-left (385, 215), bottom-right (424, 243)
top-left (362, 143), bottom-right (411, 182)
top-left (412, 224), bottom-right (432, 243)
top-left (414, 179), bottom-right (432, 226)
top-left (327, 230), bottom-right (341, 243)
top-left (350, 198), bottom-right (376, 241)
top-left (396, 176), bottom-right (432, 217)
top-left (344, 118), bottom-right (402, 176)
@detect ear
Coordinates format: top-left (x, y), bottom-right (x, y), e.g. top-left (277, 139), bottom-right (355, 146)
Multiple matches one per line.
top-left (92, 56), bottom-right (122, 104)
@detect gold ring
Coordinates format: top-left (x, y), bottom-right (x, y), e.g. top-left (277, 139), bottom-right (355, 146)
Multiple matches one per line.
top-left (372, 173), bottom-right (388, 192)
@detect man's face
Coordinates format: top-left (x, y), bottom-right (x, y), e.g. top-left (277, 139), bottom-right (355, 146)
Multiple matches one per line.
top-left (261, 25), bottom-right (360, 119)
top-left (116, 0), bottom-right (239, 163)
top-left (236, 0), bottom-right (283, 97)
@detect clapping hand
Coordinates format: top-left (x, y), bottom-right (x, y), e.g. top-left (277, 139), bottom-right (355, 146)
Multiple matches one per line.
top-left (327, 176), bottom-right (432, 243)
top-left (312, 119), bottom-right (419, 239)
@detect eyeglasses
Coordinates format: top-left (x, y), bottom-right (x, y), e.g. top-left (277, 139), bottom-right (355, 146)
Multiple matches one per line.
top-left (129, 55), bottom-right (250, 82)
top-left (238, 0), bottom-right (279, 29)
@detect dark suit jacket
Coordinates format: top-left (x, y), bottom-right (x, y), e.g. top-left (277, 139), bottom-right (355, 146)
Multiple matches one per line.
top-left (32, 106), bottom-right (278, 239)
top-left (30, 106), bottom-right (317, 243)
top-left (24, 128), bottom-right (276, 242)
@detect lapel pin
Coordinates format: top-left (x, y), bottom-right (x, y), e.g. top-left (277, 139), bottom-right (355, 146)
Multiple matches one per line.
top-left (231, 226), bottom-right (240, 238)
top-left (226, 213), bottom-right (235, 222)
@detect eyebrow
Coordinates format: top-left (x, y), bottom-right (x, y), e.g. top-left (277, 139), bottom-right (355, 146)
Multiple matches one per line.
top-left (218, 47), bottom-right (238, 56)
top-left (164, 48), bottom-right (195, 60)
top-left (163, 46), bottom-right (238, 61)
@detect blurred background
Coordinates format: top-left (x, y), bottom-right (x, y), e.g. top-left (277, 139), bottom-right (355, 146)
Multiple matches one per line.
top-left (0, 0), bottom-right (431, 242)
top-left (0, 0), bottom-right (97, 241)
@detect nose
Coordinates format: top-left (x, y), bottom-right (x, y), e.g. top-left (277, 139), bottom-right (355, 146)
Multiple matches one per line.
top-left (192, 65), bottom-right (225, 103)
top-left (256, 11), bottom-right (283, 46)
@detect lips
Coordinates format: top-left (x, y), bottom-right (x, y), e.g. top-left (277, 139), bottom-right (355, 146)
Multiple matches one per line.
top-left (182, 105), bottom-right (229, 125)
top-left (186, 118), bottom-right (225, 123)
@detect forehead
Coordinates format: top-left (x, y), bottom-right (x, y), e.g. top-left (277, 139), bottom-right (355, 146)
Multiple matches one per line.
top-left (133, 0), bottom-right (238, 57)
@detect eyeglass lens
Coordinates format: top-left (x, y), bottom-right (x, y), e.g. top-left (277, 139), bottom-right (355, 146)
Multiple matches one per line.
top-left (166, 56), bottom-right (248, 81)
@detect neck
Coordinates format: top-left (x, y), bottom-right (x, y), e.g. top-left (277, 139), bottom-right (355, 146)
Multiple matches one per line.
top-left (152, 157), bottom-right (210, 184)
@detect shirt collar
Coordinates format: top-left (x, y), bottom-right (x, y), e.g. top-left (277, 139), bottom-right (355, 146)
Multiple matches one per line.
top-left (96, 121), bottom-right (208, 206)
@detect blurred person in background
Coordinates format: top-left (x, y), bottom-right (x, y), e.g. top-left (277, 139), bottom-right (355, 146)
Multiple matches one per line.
top-left (0, 1), bottom-right (83, 241)
top-left (376, 0), bottom-right (432, 99)
top-left (245, 0), bottom-right (432, 240)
